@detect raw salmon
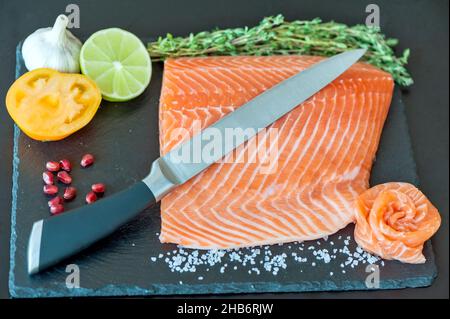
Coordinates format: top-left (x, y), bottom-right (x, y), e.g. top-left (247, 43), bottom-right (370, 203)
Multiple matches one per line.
top-left (354, 182), bottom-right (441, 263)
top-left (158, 55), bottom-right (394, 249)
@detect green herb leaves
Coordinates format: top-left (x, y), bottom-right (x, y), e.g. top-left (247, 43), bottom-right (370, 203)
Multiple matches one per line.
top-left (148, 15), bottom-right (413, 86)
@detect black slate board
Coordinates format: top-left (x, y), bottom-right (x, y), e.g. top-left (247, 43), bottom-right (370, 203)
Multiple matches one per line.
top-left (9, 42), bottom-right (437, 298)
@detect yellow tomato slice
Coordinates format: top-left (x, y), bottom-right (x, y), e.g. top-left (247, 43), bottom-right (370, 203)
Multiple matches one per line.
top-left (6, 68), bottom-right (102, 141)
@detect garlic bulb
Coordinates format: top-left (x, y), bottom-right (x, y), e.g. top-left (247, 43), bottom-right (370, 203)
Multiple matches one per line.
top-left (22, 15), bottom-right (82, 73)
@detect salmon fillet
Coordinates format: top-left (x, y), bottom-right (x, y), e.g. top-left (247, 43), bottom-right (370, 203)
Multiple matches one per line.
top-left (354, 182), bottom-right (441, 263)
top-left (158, 55), bottom-right (394, 249)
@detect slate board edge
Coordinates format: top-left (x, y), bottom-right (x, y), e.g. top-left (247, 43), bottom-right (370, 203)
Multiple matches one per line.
top-left (8, 42), bottom-right (437, 298)
top-left (9, 275), bottom-right (436, 298)
top-left (8, 43), bottom-right (25, 298)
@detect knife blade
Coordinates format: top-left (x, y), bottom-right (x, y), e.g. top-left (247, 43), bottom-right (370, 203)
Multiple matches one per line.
top-left (27, 49), bottom-right (366, 274)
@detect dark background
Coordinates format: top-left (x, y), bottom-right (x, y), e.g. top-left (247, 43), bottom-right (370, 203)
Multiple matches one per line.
top-left (0, 0), bottom-right (448, 298)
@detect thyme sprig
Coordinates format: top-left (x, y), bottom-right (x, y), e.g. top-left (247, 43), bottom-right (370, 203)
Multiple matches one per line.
top-left (148, 15), bottom-right (412, 86)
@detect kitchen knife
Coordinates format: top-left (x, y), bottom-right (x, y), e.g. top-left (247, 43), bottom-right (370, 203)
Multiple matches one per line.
top-left (27, 49), bottom-right (366, 275)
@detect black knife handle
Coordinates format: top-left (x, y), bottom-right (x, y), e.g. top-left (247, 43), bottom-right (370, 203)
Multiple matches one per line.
top-left (28, 181), bottom-right (155, 274)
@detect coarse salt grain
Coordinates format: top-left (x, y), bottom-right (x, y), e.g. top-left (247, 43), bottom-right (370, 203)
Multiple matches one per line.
top-left (149, 233), bottom-right (383, 278)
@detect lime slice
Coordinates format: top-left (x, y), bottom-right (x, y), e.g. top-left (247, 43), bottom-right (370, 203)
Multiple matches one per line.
top-left (80, 28), bottom-right (152, 102)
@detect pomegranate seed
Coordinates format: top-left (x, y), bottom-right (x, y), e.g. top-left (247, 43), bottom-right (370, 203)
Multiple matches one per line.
top-left (42, 171), bottom-right (54, 185)
top-left (48, 196), bottom-right (63, 207)
top-left (81, 154), bottom-right (94, 167)
top-left (85, 191), bottom-right (97, 204)
top-left (43, 184), bottom-right (58, 195)
top-left (59, 159), bottom-right (72, 172)
top-left (46, 161), bottom-right (60, 172)
top-left (91, 183), bottom-right (105, 194)
top-left (63, 186), bottom-right (77, 201)
top-left (50, 204), bottom-right (64, 215)
top-left (57, 171), bottom-right (72, 184)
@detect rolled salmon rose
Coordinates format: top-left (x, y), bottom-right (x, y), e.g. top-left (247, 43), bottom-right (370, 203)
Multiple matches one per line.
top-left (354, 182), bottom-right (441, 264)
